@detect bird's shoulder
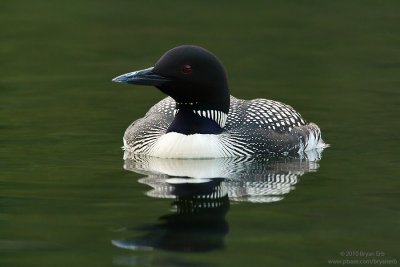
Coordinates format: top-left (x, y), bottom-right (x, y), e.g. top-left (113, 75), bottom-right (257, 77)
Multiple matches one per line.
top-left (226, 96), bottom-right (307, 132)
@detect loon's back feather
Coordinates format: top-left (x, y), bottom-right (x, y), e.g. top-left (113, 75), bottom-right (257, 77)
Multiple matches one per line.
top-left (123, 96), bottom-right (326, 158)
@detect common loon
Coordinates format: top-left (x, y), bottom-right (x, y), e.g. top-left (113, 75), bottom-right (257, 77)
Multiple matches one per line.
top-left (112, 45), bottom-right (326, 158)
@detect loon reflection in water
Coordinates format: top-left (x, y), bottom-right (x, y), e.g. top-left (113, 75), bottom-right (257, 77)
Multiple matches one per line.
top-left (112, 149), bottom-right (324, 253)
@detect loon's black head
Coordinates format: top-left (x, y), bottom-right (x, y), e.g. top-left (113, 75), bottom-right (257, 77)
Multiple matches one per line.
top-left (112, 45), bottom-right (230, 114)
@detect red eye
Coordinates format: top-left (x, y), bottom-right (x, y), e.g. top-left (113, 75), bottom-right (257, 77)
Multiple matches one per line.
top-left (182, 64), bottom-right (192, 74)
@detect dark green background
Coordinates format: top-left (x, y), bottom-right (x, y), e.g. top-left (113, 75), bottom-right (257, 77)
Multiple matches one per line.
top-left (1, 0), bottom-right (399, 266)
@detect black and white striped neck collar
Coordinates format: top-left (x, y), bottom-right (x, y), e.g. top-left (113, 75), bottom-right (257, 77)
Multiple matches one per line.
top-left (174, 101), bottom-right (228, 129)
top-left (191, 109), bottom-right (227, 128)
top-left (168, 108), bottom-right (227, 135)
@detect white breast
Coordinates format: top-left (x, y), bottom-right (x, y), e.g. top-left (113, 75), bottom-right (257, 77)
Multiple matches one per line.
top-left (148, 132), bottom-right (230, 158)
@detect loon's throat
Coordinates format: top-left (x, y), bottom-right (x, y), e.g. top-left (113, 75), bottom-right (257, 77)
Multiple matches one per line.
top-left (167, 108), bottom-right (226, 135)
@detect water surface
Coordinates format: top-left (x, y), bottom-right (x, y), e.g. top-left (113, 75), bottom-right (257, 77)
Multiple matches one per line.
top-left (1, 1), bottom-right (399, 266)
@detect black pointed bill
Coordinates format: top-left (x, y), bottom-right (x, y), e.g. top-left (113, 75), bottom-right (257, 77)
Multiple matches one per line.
top-left (112, 67), bottom-right (171, 86)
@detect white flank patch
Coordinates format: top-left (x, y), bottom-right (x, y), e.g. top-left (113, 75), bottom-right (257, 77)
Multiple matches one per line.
top-left (148, 132), bottom-right (228, 158)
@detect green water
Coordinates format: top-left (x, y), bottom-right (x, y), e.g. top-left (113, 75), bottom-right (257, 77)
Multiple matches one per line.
top-left (1, 0), bottom-right (399, 266)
